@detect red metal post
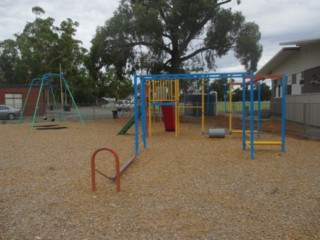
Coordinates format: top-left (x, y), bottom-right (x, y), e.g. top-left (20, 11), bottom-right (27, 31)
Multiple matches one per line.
top-left (91, 147), bottom-right (121, 192)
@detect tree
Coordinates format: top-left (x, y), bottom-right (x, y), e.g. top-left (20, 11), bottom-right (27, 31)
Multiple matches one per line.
top-left (89, 0), bottom-right (263, 78)
top-left (14, 14), bottom-right (60, 82)
top-left (0, 39), bottom-right (18, 84)
top-left (210, 78), bottom-right (229, 101)
top-left (32, 6), bottom-right (45, 17)
top-left (0, 7), bottom-right (94, 100)
top-left (231, 82), bottom-right (271, 102)
top-left (94, 67), bottom-right (133, 100)
top-left (259, 82), bottom-right (271, 101)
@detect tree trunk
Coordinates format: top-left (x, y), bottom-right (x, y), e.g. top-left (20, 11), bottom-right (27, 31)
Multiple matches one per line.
top-left (170, 36), bottom-right (181, 74)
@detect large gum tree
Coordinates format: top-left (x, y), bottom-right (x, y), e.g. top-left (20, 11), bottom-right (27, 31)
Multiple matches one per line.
top-left (89, 0), bottom-right (262, 77)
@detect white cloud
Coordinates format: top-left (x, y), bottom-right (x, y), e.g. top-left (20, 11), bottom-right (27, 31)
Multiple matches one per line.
top-left (0, 0), bottom-right (319, 72)
top-left (218, 0), bottom-right (320, 71)
top-left (0, 0), bottom-right (119, 48)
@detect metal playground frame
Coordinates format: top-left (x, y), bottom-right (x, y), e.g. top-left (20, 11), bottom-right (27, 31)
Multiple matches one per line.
top-left (133, 71), bottom-right (287, 160)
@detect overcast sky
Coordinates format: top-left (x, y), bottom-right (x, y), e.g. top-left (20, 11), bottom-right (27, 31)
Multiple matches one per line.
top-left (0, 0), bottom-right (319, 72)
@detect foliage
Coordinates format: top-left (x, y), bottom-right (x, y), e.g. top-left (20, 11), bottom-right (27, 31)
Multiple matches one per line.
top-left (94, 67), bottom-right (133, 100)
top-left (0, 39), bottom-right (18, 84)
top-left (0, 6), bottom-right (98, 103)
top-left (89, 0), bottom-right (263, 77)
top-left (232, 82), bottom-right (271, 101)
top-left (210, 78), bottom-right (229, 101)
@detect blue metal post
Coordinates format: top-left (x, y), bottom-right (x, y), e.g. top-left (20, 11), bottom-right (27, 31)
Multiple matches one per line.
top-left (281, 73), bottom-right (286, 152)
top-left (242, 75), bottom-right (246, 150)
top-left (250, 71), bottom-right (254, 160)
top-left (134, 73), bottom-right (139, 155)
top-left (257, 81), bottom-right (261, 138)
top-left (141, 77), bottom-right (147, 149)
top-left (224, 83), bottom-right (227, 113)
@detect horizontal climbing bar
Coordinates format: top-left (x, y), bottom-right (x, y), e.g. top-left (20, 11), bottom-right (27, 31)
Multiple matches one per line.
top-left (232, 129), bottom-right (258, 133)
top-left (177, 106), bottom-right (202, 109)
top-left (249, 141), bottom-right (282, 145)
top-left (150, 102), bottom-right (175, 106)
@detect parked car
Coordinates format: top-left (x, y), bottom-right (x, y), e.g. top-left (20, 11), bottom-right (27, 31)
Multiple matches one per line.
top-left (115, 100), bottom-right (131, 111)
top-left (0, 105), bottom-right (22, 120)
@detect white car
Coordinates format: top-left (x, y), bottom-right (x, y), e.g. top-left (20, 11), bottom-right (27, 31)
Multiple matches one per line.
top-left (0, 105), bottom-right (22, 120)
top-left (116, 100), bottom-right (131, 111)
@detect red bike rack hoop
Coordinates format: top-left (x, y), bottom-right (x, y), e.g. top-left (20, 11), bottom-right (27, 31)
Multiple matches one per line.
top-left (91, 147), bottom-right (121, 192)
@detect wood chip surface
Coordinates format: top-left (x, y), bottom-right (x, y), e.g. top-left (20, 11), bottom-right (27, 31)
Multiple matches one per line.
top-left (0, 119), bottom-right (319, 239)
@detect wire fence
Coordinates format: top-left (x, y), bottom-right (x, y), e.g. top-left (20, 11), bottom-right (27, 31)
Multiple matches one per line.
top-left (2, 101), bottom-right (319, 139)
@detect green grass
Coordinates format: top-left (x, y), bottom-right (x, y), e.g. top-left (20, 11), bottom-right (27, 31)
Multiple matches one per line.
top-left (217, 101), bottom-right (270, 113)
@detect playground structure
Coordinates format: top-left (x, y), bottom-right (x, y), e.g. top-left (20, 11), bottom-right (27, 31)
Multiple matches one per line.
top-left (94, 71), bottom-right (286, 192)
top-left (133, 71), bottom-right (287, 160)
top-left (243, 73), bottom-right (287, 159)
top-left (224, 79), bottom-right (261, 136)
top-left (133, 72), bottom-right (245, 154)
top-left (225, 75), bottom-right (272, 136)
top-left (19, 73), bottom-right (86, 130)
top-left (146, 78), bottom-right (220, 137)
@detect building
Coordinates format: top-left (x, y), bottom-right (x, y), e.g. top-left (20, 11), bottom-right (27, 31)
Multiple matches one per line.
top-left (0, 85), bottom-right (46, 116)
top-left (257, 37), bottom-right (320, 128)
top-left (257, 37), bottom-right (320, 98)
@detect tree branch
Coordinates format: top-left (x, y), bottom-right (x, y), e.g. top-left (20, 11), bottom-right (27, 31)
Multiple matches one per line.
top-left (180, 47), bottom-right (211, 62)
top-left (125, 41), bottom-right (172, 54)
top-left (180, 16), bottom-right (211, 52)
top-left (217, 0), bottom-right (232, 6)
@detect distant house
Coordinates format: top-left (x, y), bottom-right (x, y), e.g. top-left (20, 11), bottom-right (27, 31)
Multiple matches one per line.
top-left (256, 37), bottom-right (320, 127)
top-left (0, 85), bottom-right (46, 116)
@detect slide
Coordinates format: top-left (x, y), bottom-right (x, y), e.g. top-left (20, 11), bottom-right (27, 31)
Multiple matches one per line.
top-left (117, 110), bottom-right (141, 135)
top-left (161, 105), bottom-right (175, 131)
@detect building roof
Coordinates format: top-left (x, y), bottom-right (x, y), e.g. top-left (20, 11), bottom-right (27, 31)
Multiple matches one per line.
top-left (257, 37), bottom-right (320, 75)
top-left (0, 84), bottom-right (40, 88)
top-left (256, 47), bottom-right (300, 74)
top-left (280, 37), bottom-right (320, 46)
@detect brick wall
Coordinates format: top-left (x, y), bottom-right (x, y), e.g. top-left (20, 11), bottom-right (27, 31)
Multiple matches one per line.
top-left (0, 86), bottom-right (45, 116)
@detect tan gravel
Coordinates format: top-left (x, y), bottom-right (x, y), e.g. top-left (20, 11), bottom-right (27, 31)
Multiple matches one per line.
top-left (0, 119), bottom-right (319, 239)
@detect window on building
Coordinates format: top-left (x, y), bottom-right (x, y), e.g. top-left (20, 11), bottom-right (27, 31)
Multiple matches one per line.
top-left (274, 79), bottom-right (278, 86)
top-left (278, 86), bottom-right (281, 98)
top-left (5, 93), bottom-right (22, 108)
top-left (273, 86), bottom-right (277, 98)
top-left (300, 71), bottom-right (305, 85)
top-left (292, 74), bottom-right (296, 84)
top-left (287, 85), bottom-right (292, 95)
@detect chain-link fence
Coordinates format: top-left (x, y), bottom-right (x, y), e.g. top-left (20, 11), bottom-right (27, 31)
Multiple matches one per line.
top-left (2, 101), bottom-right (319, 139)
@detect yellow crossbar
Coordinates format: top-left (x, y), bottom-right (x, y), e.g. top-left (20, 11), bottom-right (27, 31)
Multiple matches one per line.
top-left (232, 129), bottom-right (258, 133)
top-left (249, 141), bottom-right (282, 145)
top-left (177, 106), bottom-right (202, 109)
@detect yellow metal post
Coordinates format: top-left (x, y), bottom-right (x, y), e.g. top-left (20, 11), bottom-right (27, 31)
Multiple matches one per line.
top-left (148, 81), bottom-right (152, 137)
top-left (202, 79), bottom-right (205, 133)
top-left (175, 79), bottom-right (179, 137)
top-left (229, 79), bottom-right (232, 133)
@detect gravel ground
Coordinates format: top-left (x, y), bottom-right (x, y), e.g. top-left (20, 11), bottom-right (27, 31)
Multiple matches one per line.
top-left (0, 119), bottom-right (319, 239)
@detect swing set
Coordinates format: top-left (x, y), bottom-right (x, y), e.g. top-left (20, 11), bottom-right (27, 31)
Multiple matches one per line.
top-left (19, 73), bottom-right (86, 130)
